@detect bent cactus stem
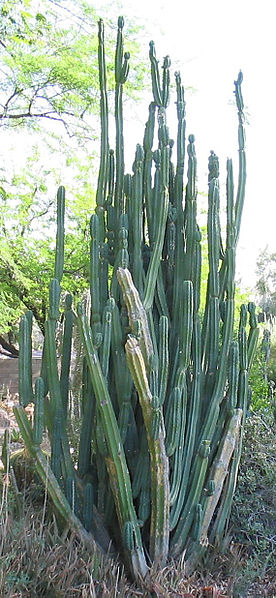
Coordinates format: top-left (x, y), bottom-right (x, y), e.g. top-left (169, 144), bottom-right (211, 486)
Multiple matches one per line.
top-left (13, 406), bottom-right (106, 558)
top-left (77, 305), bottom-right (148, 581)
top-left (117, 267), bottom-right (154, 369)
top-left (125, 335), bottom-right (170, 564)
top-left (199, 408), bottom-right (242, 543)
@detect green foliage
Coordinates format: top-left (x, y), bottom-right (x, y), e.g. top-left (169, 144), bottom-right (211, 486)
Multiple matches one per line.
top-left (268, 339), bottom-right (276, 385)
top-left (230, 415), bottom-right (276, 594)
top-left (248, 326), bottom-right (276, 414)
top-left (0, 152), bottom-right (94, 333)
top-left (255, 247), bottom-right (276, 319)
top-left (0, 0), bottom-right (145, 139)
top-left (0, 0), bottom-right (147, 336)
top-left (249, 345), bottom-right (270, 411)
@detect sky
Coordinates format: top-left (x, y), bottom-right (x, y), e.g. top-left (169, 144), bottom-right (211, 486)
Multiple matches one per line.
top-left (90, 0), bottom-right (276, 289)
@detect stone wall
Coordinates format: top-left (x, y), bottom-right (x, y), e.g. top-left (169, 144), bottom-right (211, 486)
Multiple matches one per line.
top-left (0, 354), bottom-right (42, 396)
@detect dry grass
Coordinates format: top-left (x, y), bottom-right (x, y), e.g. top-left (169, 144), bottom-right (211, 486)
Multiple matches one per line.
top-left (0, 491), bottom-right (230, 598)
top-left (0, 507), bottom-right (222, 597)
top-left (0, 411), bottom-right (275, 597)
top-left (0, 504), bottom-right (135, 597)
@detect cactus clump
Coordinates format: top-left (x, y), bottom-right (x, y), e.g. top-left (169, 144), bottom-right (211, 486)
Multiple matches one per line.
top-left (14, 17), bottom-right (257, 584)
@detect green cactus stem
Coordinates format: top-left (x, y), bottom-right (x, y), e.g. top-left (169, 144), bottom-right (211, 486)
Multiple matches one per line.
top-left (77, 304), bottom-right (148, 581)
top-left (233, 71), bottom-right (246, 245)
top-left (170, 440), bottom-right (210, 556)
top-left (33, 377), bottom-right (44, 445)
top-left (45, 296), bottom-right (75, 481)
top-left (117, 267), bottom-right (154, 369)
top-left (96, 19), bottom-right (109, 215)
top-left (114, 17), bottom-right (129, 223)
top-left (247, 302), bottom-right (259, 370)
top-left (143, 182), bottom-right (169, 311)
top-left (13, 405), bottom-right (105, 557)
top-left (19, 311), bottom-right (33, 407)
top-left (125, 335), bottom-right (169, 564)
top-left (170, 313), bottom-right (201, 527)
top-left (60, 294), bottom-right (73, 417)
top-left (54, 186), bottom-right (65, 283)
top-left (13, 17), bottom-right (254, 583)
top-left (158, 315), bottom-right (169, 406)
top-left (199, 408), bottom-right (242, 543)
top-left (131, 145), bottom-right (144, 295)
top-left (149, 41), bottom-right (162, 107)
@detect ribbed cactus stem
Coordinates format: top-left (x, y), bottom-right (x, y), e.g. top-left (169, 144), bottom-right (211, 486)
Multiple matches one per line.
top-left (226, 158), bottom-right (235, 248)
top-left (247, 302), bottom-right (259, 370)
top-left (143, 183), bottom-right (169, 310)
top-left (203, 152), bottom-right (220, 397)
top-left (54, 186), bottom-right (65, 283)
top-left (228, 341), bottom-right (239, 411)
top-left (114, 17), bottom-right (129, 223)
top-left (234, 71), bottom-right (246, 244)
top-left (13, 18), bottom-right (254, 581)
top-left (78, 373), bottom-right (95, 477)
top-left (158, 316), bottom-right (169, 406)
top-left (117, 267), bottom-right (154, 369)
top-left (45, 314), bottom-right (75, 481)
top-left (13, 406), bottom-right (105, 557)
top-left (77, 305), bottom-right (148, 580)
top-left (125, 335), bottom-right (169, 563)
top-left (170, 313), bottom-right (201, 527)
top-left (45, 318), bottom-right (62, 413)
top-left (60, 293), bottom-right (73, 416)
top-left (131, 145), bottom-right (144, 295)
top-left (172, 73), bottom-right (186, 323)
top-left (199, 409), bottom-right (242, 542)
top-left (19, 311), bottom-right (33, 407)
top-left (96, 19), bottom-right (109, 214)
top-left (179, 280), bottom-right (193, 371)
top-left (90, 214), bottom-right (103, 346)
top-left (110, 301), bottom-right (133, 410)
top-left (170, 440), bottom-right (210, 556)
top-left (160, 56), bottom-right (170, 108)
top-left (33, 376), bottom-right (44, 445)
top-left (183, 134), bottom-right (198, 279)
top-left (143, 102), bottom-right (156, 233)
top-left (149, 41), bottom-right (162, 106)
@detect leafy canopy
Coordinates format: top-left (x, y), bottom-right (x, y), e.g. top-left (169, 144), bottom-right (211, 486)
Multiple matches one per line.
top-left (0, 0), bottom-right (147, 336)
top-left (0, 0), bottom-right (146, 141)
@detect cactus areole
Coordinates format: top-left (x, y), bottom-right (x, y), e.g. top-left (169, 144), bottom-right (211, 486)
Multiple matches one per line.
top-left (15, 17), bottom-right (257, 585)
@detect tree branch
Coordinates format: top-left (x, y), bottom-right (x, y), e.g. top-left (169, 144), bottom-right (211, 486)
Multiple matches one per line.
top-left (0, 334), bottom-right (19, 357)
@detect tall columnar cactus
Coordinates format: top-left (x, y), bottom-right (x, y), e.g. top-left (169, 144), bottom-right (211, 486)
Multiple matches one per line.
top-left (14, 17), bottom-right (258, 584)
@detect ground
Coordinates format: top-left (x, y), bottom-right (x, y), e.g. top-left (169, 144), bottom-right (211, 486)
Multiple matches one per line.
top-left (0, 355), bottom-right (275, 597)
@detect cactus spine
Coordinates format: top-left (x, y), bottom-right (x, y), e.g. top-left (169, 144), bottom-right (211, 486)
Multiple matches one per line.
top-left (14, 17), bottom-right (256, 584)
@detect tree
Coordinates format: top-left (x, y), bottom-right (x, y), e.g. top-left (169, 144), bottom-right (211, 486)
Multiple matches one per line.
top-left (0, 0), bottom-right (145, 142)
top-left (255, 247), bottom-right (276, 320)
top-left (0, 0), bottom-right (146, 350)
top-left (0, 155), bottom-right (93, 335)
